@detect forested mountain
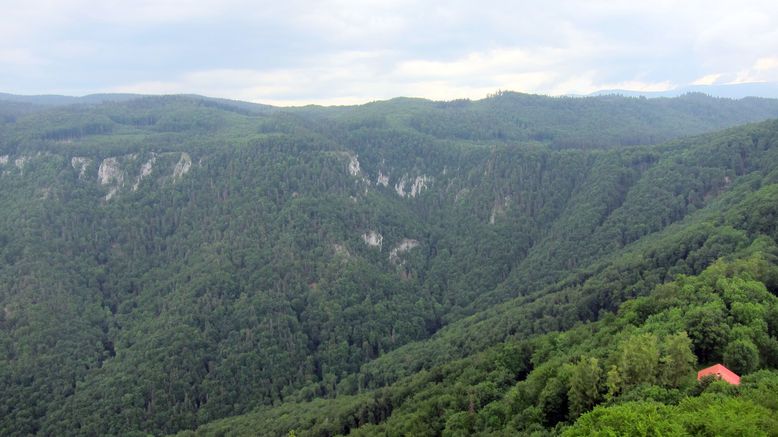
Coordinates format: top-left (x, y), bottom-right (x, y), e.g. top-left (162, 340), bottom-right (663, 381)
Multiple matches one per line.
top-left (1, 92), bottom-right (778, 436)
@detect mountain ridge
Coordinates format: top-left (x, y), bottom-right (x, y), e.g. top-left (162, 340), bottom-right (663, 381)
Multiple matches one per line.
top-left (1, 95), bottom-right (778, 435)
top-left (4, 81), bottom-right (778, 109)
top-left (589, 81), bottom-right (778, 99)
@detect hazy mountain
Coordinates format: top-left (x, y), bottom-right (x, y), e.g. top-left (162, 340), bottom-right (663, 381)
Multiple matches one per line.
top-left (0, 92), bottom-right (145, 106)
top-left (591, 81), bottom-right (778, 99)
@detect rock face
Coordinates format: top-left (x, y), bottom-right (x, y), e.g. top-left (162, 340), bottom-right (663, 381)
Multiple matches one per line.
top-left (2, 150), bottom-right (193, 201)
top-left (389, 239), bottom-right (420, 264)
top-left (362, 231), bottom-right (383, 249)
top-left (394, 178), bottom-right (406, 196)
top-left (376, 170), bottom-right (390, 187)
top-left (71, 157), bottom-right (91, 178)
top-left (140, 156), bottom-right (156, 178)
top-left (173, 153), bottom-right (192, 180)
top-left (395, 175), bottom-right (432, 198)
top-left (14, 156), bottom-right (29, 170)
top-left (98, 157), bottom-right (124, 201)
top-left (133, 154), bottom-right (157, 191)
top-left (98, 157), bottom-right (123, 186)
top-left (348, 154), bottom-right (361, 176)
top-left (409, 176), bottom-right (430, 197)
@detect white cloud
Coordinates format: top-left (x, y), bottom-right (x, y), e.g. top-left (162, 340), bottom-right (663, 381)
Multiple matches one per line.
top-left (395, 49), bottom-right (547, 79)
top-left (732, 57), bottom-right (778, 84)
top-left (692, 73), bottom-right (723, 86)
top-left (547, 74), bottom-right (675, 96)
top-left (602, 80), bottom-right (675, 93)
top-left (755, 57), bottom-right (778, 71)
top-left (3, 0), bottom-right (778, 102)
top-left (107, 62), bottom-right (388, 104)
top-left (293, 0), bottom-right (412, 42)
top-left (106, 45), bottom-right (679, 105)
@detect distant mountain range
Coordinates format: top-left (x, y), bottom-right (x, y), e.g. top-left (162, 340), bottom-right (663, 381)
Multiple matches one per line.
top-left (0, 92), bottom-right (274, 114)
top-left (0, 92), bottom-right (141, 106)
top-left (590, 81), bottom-right (778, 99)
top-left (2, 82), bottom-right (778, 111)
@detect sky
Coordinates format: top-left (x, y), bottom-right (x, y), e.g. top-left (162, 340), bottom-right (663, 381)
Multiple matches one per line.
top-left (1, 0), bottom-right (778, 106)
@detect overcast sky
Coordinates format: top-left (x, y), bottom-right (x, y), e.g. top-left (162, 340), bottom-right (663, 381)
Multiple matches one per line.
top-left (1, 0), bottom-right (777, 105)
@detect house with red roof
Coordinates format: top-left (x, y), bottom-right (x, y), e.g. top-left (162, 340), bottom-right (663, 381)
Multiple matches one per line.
top-left (697, 364), bottom-right (740, 385)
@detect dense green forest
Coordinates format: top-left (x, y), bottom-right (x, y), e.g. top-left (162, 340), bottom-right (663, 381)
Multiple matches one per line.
top-left (1, 92), bottom-right (778, 435)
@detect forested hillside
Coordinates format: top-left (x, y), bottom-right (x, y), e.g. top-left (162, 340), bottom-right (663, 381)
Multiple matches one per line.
top-left (1, 93), bottom-right (778, 436)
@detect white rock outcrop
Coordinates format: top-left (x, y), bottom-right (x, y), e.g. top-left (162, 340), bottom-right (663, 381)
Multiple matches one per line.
top-left (173, 152), bottom-right (192, 180)
top-left (410, 175), bottom-right (430, 197)
top-left (348, 154), bottom-right (361, 176)
top-left (394, 178), bottom-right (405, 196)
top-left (362, 231), bottom-right (383, 249)
top-left (376, 170), bottom-right (389, 187)
top-left (389, 239), bottom-right (420, 264)
top-left (395, 174), bottom-right (431, 198)
top-left (133, 154), bottom-right (157, 191)
top-left (98, 157), bottom-right (125, 201)
top-left (14, 156), bottom-right (29, 170)
top-left (98, 157), bottom-right (123, 185)
top-left (71, 157), bottom-right (91, 178)
top-left (0, 155), bottom-right (8, 165)
top-left (105, 187), bottom-right (120, 201)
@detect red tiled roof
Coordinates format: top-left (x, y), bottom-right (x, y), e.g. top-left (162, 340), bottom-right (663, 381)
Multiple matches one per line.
top-left (697, 364), bottom-right (740, 385)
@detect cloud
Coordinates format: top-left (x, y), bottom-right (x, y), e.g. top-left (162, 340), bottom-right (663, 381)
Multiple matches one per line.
top-left (547, 74), bottom-right (675, 96)
top-left (107, 62), bottom-right (388, 104)
top-left (293, 0), bottom-right (413, 43)
top-left (106, 45), bottom-right (677, 105)
top-left (732, 57), bottom-right (778, 84)
top-left (692, 74), bottom-right (723, 86)
top-left (395, 49), bottom-right (550, 79)
top-left (2, 0), bottom-right (778, 102)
